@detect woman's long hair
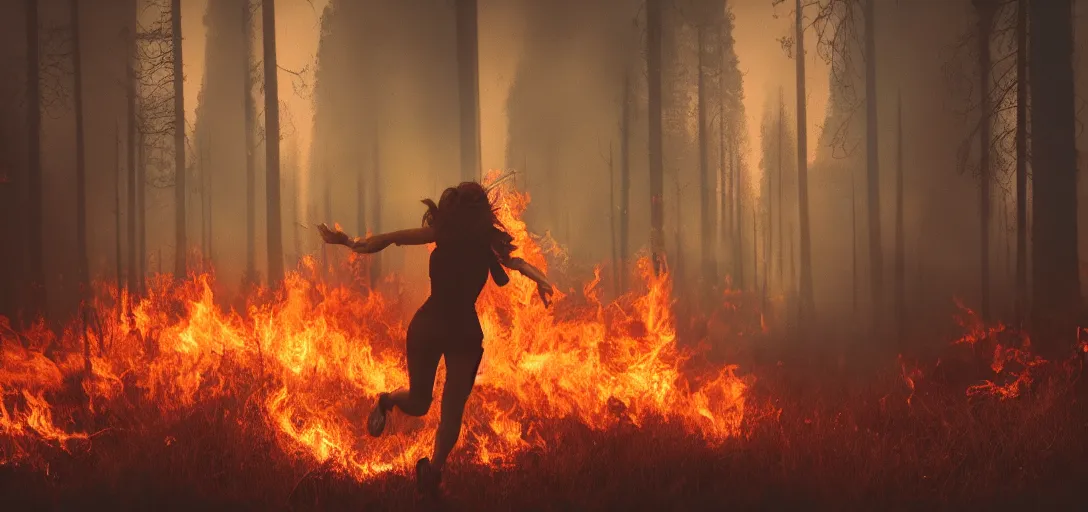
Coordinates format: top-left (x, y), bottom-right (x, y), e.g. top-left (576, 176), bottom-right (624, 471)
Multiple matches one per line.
top-left (421, 182), bottom-right (516, 261)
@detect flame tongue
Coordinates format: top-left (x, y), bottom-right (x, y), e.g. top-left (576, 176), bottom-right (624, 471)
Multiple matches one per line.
top-left (0, 174), bottom-right (751, 479)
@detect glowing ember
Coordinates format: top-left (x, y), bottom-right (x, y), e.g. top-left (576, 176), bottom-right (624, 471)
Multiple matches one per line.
top-left (951, 299), bottom-right (1046, 400)
top-left (0, 177), bottom-right (752, 480)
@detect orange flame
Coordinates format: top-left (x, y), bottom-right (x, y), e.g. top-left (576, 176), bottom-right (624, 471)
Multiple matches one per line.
top-left (0, 175), bottom-right (752, 479)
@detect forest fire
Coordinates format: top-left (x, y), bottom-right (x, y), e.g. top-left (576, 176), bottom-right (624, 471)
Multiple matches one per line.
top-left (0, 183), bottom-right (752, 481)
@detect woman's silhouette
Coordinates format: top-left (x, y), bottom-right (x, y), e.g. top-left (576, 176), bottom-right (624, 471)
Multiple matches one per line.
top-left (317, 181), bottom-right (553, 494)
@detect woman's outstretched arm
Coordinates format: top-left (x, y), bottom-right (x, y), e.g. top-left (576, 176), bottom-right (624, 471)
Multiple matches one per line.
top-left (501, 256), bottom-right (555, 306)
top-left (317, 223), bottom-right (435, 254)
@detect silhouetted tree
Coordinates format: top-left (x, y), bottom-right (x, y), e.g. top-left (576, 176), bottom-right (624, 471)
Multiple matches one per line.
top-left (262, 0), bottom-right (284, 285)
top-left (895, 91), bottom-right (905, 342)
top-left (26, 0), bottom-right (45, 316)
top-left (697, 21), bottom-right (716, 289)
top-left (71, 0), bottom-right (88, 297)
top-left (1014, 0), bottom-right (1027, 326)
top-left (369, 136), bottom-right (382, 285)
top-left (792, 0), bottom-right (814, 320)
top-left (975, 0), bottom-right (998, 321)
top-left (1029, 0), bottom-right (1079, 354)
top-left (127, 0), bottom-right (138, 293)
top-left (171, 0), bottom-right (187, 277)
top-left (619, 72), bottom-right (632, 292)
top-left (861, 0), bottom-right (882, 322)
top-left (456, 0), bottom-right (480, 182)
top-left (647, 0), bottom-right (665, 274)
top-left (244, 0), bottom-right (257, 284)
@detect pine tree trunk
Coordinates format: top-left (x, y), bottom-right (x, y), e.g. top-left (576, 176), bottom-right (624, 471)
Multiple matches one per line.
top-left (137, 128), bottom-right (146, 285)
top-left (290, 162), bottom-right (298, 266)
top-left (697, 25), bottom-right (715, 289)
top-left (115, 122), bottom-right (123, 303)
top-left (370, 137), bottom-right (382, 285)
top-left (752, 204), bottom-right (758, 296)
top-left (72, 0), bottom-right (88, 294)
top-left (795, 0), bottom-right (815, 318)
top-left (456, 0), bottom-right (480, 182)
top-left (609, 143), bottom-right (619, 294)
top-left (207, 145), bottom-right (214, 262)
top-left (734, 140), bottom-right (745, 288)
top-left (172, 0), bottom-right (187, 278)
top-left (719, 93), bottom-right (729, 284)
top-left (864, 0), bottom-right (883, 325)
top-left (262, 0), bottom-right (284, 285)
top-left (895, 91), bottom-right (905, 342)
top-left (776, 91), bottom-right (784, 289)
top-left (27, 0), bottom-right (45, 316)
top-left (674, 176), bottom-right (685, 288)
top-left (1029, 0), bottom-right (1080, 354)
top-left (978, 1), bottom-right (995, 321)
top-left (128, 2), bottom-right (138, 294)
top-left (243, 0), bottom-right (256, 284)
top-left (1015, 0), bottom-right (1028, 327)
top-left (851, 175), bottom-right (858, 315)
top-left (619, 73), bottom-right (631, 292)
top-left (71, 0), bottom-right (90, 375)
top-left (200, 145), bottom-right (209, 261)
top-left (356, 161), bottom-right (366, 243)
top-left (647, 0), bottom-right (665, 274)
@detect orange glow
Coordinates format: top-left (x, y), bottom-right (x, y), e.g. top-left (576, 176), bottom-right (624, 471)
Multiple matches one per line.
top-left (0, 173), bottom-right (752, 478)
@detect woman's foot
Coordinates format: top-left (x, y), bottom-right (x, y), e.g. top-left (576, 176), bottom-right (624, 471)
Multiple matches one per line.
top-left (367, 393), bottom-right (391, 437)
top-left (415, 457), bottom-right (442, 495)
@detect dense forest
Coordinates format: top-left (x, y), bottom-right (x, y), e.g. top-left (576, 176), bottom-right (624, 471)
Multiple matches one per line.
top-left (3, 0), bottom-right (1088, 508)
top-left (4, 0), bottom-right (1086, 351)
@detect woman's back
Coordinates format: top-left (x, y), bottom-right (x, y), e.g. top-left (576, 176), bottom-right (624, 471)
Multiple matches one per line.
top-left (427, 238), bottom-right (492, 312)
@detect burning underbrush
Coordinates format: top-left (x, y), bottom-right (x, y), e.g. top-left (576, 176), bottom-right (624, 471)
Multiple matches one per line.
top-left (2, 181), bottom-right (1087, 508)
top-left (0, 182), bottom-right (758, 483)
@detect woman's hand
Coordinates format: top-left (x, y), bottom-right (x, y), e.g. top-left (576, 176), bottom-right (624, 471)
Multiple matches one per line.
top-left (317, 223), bottom-right (350, 245)
top-left (536, 281), bottom-right (554, 307)
top-left (350, 235), bottom-right (391, 254)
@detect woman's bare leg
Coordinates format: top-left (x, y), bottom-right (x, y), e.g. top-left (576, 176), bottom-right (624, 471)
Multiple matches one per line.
top-left (430, 348), bottom-right (483, 471)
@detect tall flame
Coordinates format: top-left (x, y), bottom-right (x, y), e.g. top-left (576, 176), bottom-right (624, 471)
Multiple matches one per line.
top-left (0, 175), bottom-right (752, 480)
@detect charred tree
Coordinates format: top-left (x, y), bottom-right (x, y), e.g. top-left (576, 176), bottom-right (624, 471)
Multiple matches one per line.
top-left (127, 1), bottom-right (138, 294)
top-left (137, 128), bottom-right (146, 287)
top-left (199, 143), bottom-right (209, 260)
top-left (863, 0), bottom-right (883, 324)
top-left (734, 140), bottom-right (745, 288)
top-left (1029, 0), bottom-right (1079, 353)
top-left (895, 91), bottom-right (905, 342)
top-left (851, 174), bottom-right (858, 315)
top-left (608, 143), bottom-right (619, 294)
top-left (794, 0), bottom-right (814, 319)
top-left (262, 0), bottom-right (284, 285)
top-left (243, 0), bottom-right (256, 284)
top-left (172, 0), bottom-right (187, 278)
top-left (71, 0), bottom-right (88, 296)
top-left (26, 0), bottom-right (45, 316)
top-left (647, 0), bottom-right (665, 274)
top-left (619, 72), bottom-right (631, 292)
top-left (115, 122), bottom-right (123, 302)
top-left (356, 158), bottom-right (366, 247)
top-left (697, 25), bottom-right (716, 289)
top-left (776, 90), bottom-right (784, 288)
top-left (456, 0), bottom-right (481, 182)
top-left (71, 0), bottom-right (90, 375)
top-left (719, 97), bottom-right (729, 281)
top-left (976, 0), bottom-right (997, 321)
top-left (1014, 0), bottom-right (1027, 327)
top-left (370, 136), bottom-right (382, 285)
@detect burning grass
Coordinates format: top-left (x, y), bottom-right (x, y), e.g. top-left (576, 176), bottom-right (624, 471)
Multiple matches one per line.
top-left (2, 180), bottom-right (1087, 509)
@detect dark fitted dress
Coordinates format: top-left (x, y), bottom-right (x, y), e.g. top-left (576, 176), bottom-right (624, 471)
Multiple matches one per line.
top-left (400, 234), bottom-right (508, 415)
